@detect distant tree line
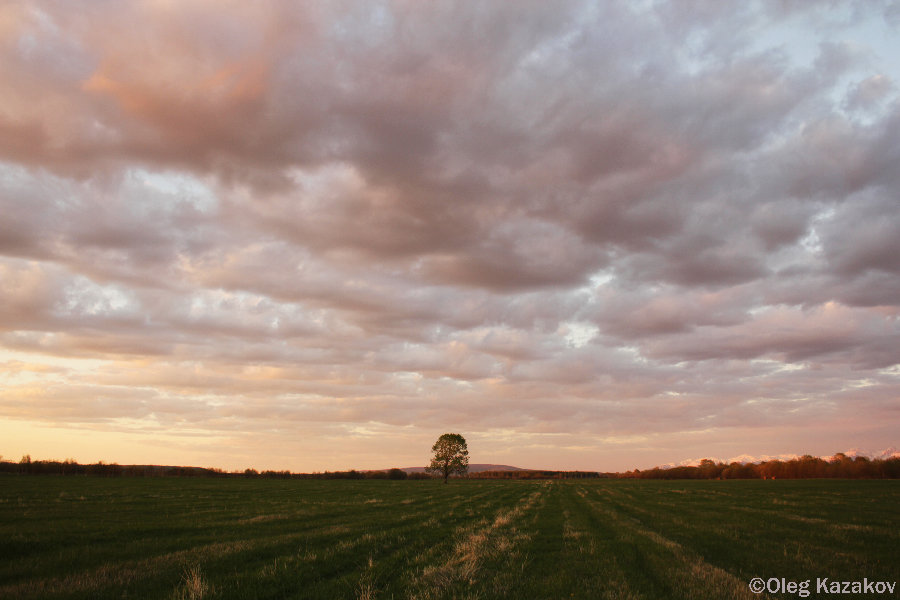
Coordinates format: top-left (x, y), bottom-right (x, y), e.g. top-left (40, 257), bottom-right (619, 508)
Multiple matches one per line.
top-left (243, 467), bottom-right (430, 480)
top-left (468, 470), bottom-right (605, 479)
top-left (0, 456), bottom-right (229, 478)
top-left (621, 454), bottom-right (900, 480)
top-left (0, 457), bottom-right (429, 480)
top-left (439, 454), bottom-right (900, 480)
top-left (2, 453), bottom-right (897, 480)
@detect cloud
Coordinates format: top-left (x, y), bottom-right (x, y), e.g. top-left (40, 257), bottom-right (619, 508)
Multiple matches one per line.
top-left (1, 1), bottom-right (898, 471)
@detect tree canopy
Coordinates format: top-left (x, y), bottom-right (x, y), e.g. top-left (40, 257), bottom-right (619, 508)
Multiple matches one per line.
top-left (426, 433), bottom-right (469, 483)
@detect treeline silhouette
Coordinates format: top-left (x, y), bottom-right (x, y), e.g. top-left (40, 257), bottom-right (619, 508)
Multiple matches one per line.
top-left (239, 467), bottom-right (430, 480)
top-left (2, 452), bottom-right (898, 480)
top-left (622, 454), bottom-right (900, 480)
top-left (0, 456), bottom-right (430, 479)
top-left (441, 454), bottom-right (900, 480)
top-left (472, 454), bottom-right (900, 480)
top-left (469, 470), bottom-right (604, 479)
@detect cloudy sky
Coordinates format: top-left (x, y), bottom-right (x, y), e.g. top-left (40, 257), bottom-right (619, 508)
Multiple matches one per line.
top-left (1, 1), bottom-right (899, 472)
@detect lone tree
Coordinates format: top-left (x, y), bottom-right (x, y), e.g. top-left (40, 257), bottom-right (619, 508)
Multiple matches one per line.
top-left (426, 433), bottom-right (469, 483)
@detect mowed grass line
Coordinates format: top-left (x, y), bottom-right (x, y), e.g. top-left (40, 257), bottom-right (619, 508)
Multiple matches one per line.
top-left (588, 480), bottom-right (899, 587)
top-left (240, 480), bottom-right (537, 600)
top-left (574, 483), bottom-right (765, 600)
top-left (500, 482), bottom-right (761, 600)
top-left (406, 481), bottom-right (548, 600)
top-left (1, 476), bottom-right (898, 599)
top-left (0, 477), bottom-right (540, 599)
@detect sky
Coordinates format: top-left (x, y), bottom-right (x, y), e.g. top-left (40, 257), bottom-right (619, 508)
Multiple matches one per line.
top-left (1, 1), bottom-right (899, 473)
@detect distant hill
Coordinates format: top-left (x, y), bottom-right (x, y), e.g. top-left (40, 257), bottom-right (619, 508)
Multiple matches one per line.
top-left (399, 464), bottom-right (526, 474)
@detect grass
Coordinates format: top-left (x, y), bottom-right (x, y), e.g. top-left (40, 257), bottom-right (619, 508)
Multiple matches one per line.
top-left (0, 476), bottom-right (897, 599)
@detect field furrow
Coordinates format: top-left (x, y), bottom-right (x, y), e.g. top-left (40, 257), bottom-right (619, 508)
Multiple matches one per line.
top-left (576, 484), bottom-right (767, 600)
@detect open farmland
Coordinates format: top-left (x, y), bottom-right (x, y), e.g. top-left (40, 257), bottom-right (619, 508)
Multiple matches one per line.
top-left (1, 477), bottom-right (897, 599)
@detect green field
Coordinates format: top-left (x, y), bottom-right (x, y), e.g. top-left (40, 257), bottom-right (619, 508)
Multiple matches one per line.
top-left (1, 476), bottom-right (897, 599)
